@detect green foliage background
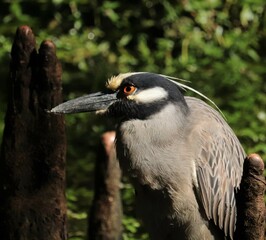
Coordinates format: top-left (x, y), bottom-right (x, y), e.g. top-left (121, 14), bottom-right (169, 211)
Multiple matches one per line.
top-left (0, 1), bottom-right (265, 239)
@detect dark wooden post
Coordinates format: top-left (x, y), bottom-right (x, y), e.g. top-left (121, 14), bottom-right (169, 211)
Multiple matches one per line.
top-left (236, 153), bottom-right (266, 240)
top-left (88, 131), bottom-right (122, 240)
top-left (0, 26), bottom-right (67, 240)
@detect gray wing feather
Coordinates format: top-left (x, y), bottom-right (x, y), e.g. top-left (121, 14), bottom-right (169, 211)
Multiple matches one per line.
top-left (192, 103), bottom-right (245, 239)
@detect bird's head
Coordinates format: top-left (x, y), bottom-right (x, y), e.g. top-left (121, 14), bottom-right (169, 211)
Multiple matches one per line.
top-left (51, 72), bottom-right (189, 120)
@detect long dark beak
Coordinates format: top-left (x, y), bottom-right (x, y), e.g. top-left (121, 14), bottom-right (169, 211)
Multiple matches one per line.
top-left (50, 91), bottom-right (117, 114)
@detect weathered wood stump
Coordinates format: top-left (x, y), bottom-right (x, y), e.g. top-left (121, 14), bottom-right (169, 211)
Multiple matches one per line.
top-left (0, 26), bottom-right (67, 240)
top-left (236, 153), bottom-right (266, 240)
top-left (88, 131), bottom-right (122, 240)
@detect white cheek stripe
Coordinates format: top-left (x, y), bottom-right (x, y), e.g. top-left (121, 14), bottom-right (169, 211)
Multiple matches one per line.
top-left (128, 87), bottom-right (168, 103)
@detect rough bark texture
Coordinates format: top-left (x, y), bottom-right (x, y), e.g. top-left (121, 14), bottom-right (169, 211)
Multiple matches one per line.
top-left (88, 131), bottom-right (122, 240)
top-left (235, 153), bottom-right (266, 240)
top-left (0, 26), bottom-right (67, 240)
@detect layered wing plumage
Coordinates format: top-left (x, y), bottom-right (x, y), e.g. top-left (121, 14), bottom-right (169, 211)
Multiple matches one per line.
top-left (186, 97), bottom-right (246, 239)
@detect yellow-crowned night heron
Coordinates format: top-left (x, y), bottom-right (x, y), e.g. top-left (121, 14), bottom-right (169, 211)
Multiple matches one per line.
top-left (51, 72), bottom-right (245, 240)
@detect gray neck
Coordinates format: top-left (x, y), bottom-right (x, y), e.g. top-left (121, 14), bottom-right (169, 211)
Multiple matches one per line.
top-left (115, 103), bottom-right (190, 189)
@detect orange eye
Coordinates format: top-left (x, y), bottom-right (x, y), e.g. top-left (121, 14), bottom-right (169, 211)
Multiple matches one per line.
top-left (123, 85), bottom-right (136, 96)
